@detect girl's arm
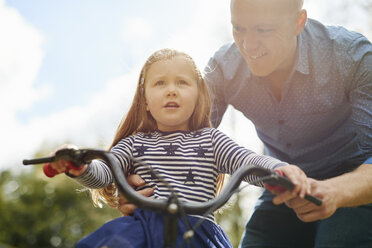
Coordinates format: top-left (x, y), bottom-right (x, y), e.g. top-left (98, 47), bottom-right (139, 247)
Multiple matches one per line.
top-left (47, 144), bottom-right (124, 188)
top-left (212, 129), bottom-right (310, 201)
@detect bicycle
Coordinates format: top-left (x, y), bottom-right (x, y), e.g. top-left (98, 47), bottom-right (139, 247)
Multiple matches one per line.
top-left (23, 148), bottom-right (322, 248)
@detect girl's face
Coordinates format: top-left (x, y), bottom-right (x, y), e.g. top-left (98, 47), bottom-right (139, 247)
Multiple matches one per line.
top-left (144, 56), bottom-right (199, 132)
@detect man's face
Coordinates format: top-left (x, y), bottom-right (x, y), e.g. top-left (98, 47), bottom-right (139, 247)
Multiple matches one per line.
top-left (231, 0), bottom-right (302, 78)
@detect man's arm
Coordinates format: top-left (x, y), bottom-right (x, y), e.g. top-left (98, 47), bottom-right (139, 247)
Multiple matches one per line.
top-left (327, 163), bottom-right (372, 208)
top-left (281, 35), bottom-right (372, 222)
top-left (204, 56), bottom-right (229, 128)
top-left (280, 163), bottom-right (372, 222)
top-left (116, 174), bottom-right (154, 216)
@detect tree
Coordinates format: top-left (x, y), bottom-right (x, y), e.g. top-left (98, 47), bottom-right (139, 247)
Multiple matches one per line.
top-left (215, 180), bottom-right (263, 248)
top-left (0, 165), bottom-right (120, 248)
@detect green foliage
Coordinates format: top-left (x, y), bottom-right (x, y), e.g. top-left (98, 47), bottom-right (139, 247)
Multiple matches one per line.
top-left (0, 167), bottom-right (120, 248)
top-left (215, 192), bottom-right (245, 248)
top-left (215, 182), bottom-right (263, 248)
top-left (0, 167), bottom-right (253, 248)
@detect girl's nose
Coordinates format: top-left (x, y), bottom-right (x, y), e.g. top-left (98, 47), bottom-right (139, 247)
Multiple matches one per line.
top-left (166, 83), bottom-right (177, 96)
top-left (167, 90), bottom-right (176, 96)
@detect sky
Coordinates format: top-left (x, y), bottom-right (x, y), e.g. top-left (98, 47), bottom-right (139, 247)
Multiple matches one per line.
top-left (1, 0), bottom-right (371, 171)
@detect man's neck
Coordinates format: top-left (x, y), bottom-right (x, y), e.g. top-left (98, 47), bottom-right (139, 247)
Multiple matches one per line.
top-left (266, 47), bottom-right (298, 102)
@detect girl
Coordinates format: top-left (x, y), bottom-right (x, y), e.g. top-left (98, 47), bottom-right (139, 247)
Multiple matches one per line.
top-left (48, 48), bottom-right (309, 248)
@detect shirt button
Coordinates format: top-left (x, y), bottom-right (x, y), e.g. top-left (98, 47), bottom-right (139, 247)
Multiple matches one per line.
top-left (278, 120), bottom-right (285, 125)
top-left (286, 143), bottom-right (292, 148)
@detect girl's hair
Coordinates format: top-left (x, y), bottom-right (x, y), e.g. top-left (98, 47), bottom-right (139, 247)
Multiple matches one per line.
top-left (91, 48), bottom-right (225, 208)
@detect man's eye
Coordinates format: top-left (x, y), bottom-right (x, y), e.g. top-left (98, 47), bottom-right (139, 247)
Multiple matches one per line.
top-left (233, 26), bottom-right (245, 33)
top-left (257, 28), bottom-right (273, 34)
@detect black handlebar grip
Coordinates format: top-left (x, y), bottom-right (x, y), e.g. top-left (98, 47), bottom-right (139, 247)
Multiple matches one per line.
top-left (23, 157), bottom-right (54, 165)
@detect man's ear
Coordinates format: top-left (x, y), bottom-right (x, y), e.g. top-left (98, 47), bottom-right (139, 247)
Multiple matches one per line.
top-left (295, 9), bottom-right (307, 36)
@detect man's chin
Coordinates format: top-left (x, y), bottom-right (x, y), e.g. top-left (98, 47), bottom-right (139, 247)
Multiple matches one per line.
top-left (249, 68), bottom-right (271, 78)
top-left (244, 60), bottom-right (272, 77)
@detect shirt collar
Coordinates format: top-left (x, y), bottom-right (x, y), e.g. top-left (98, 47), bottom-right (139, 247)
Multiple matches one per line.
top-left (295, 33), bottom-right (310, 75)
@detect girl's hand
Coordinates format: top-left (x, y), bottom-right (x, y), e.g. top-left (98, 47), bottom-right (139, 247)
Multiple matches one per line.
top-left (269, 165), bottom-right (310, 205)
top-left (46, 144), bottom-right (88, 177)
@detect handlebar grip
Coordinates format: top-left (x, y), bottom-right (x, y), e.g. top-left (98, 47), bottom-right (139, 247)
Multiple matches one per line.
top-left (43, 161), bottom-right (84, 178)
top-left (23, 157), bottom-right (54, 165)
top-left (264, 170), bottom-right (322, 206)
top-left (264, 183), bottom-right (286, 193)
top-left (264, 170), bottom-right (291, 193)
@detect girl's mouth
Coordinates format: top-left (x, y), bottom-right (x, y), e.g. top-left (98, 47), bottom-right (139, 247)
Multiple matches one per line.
top-left (164, 102), bottom-right (179, 108)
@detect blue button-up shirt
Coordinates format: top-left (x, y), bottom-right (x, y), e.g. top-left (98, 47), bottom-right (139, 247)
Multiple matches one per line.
top-left (205, 18), bottom-right (372, 180)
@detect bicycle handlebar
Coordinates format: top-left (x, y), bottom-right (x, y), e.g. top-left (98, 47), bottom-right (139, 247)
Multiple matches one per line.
top-left (23, 149), bottom-right (86, 177)
top-left (23, 148), bottom-right (322, 215)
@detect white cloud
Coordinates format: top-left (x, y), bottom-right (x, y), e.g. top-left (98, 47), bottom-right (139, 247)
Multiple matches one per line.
top-left (305, 0), bottom-right (372, 39)
top-left (122, 17), bottom-right (154, 43)
top-left (165, 0), bottom-right (232, 69)
top-left (0, 1), bottom-right (46, 113)
top-left (0, 1), bottom-right (145, 171)
top-left (0, 1), bottom-right (51, 169)
top-left (6, 68), bottom-right (140, 170)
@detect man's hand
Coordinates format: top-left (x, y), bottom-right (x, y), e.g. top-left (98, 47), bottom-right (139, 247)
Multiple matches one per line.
top-left (117, 174), bottom-right (154, 216)
top-left (285, 178), bottom-right (337, 222)
top-left (286, 164), bottom-right (372, 222)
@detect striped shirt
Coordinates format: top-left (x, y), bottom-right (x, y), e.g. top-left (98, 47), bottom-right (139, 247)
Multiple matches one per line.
top-left (75, 128), bottom-right (287, 221)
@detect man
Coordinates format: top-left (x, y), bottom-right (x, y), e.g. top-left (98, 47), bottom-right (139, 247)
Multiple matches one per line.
top-left (204, 0), bottom-right (372, 247)
top-left (120, 0), bottom-right (372, 247)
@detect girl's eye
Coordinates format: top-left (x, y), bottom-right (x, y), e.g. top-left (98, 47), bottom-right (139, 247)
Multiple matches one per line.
top-left (154, 80), bottom-right (165, 86)
top-left (178, 80), bottom-right (188, 85)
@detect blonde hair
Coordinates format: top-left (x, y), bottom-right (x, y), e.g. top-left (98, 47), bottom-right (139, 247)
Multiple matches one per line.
top-left (91, 48), bottom-right (225, 208)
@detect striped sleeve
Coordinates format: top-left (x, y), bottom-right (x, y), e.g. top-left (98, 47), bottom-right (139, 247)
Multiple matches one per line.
top-left (211, 128), bottom-right (288, 186)
top-left (73, 137), bottom-right (134, 188)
